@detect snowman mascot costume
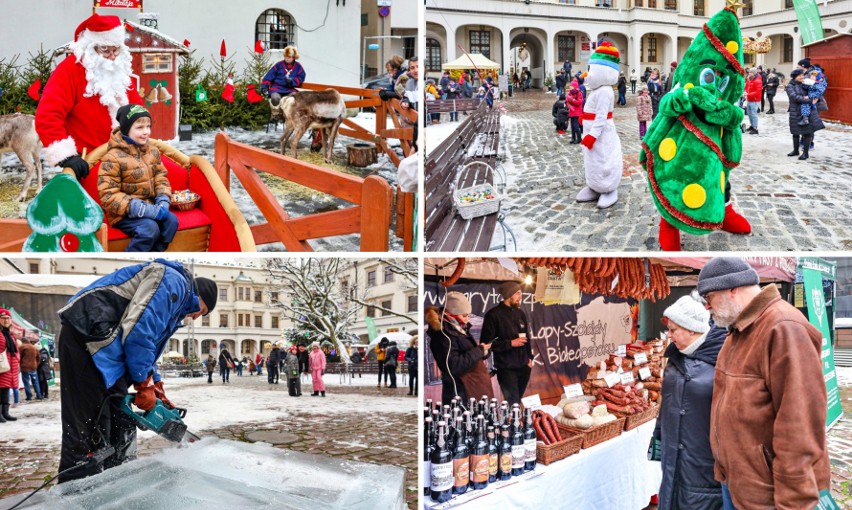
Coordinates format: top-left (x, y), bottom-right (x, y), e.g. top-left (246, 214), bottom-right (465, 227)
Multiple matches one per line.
top-left (577, 42), bottom-right (623, 209)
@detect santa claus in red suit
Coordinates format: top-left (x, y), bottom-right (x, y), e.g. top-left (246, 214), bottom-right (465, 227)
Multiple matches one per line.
top-left (35, 13), bottom-right (142, 180)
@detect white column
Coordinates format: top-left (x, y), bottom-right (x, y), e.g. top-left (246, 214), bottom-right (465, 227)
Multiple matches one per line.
top-left (630, 28), bottom-right (642, 77)
top-left (545, 30), bottom-right (555, 80)
top-left (446, 25), bottom-right (457, 62)
top-left (792, 33), bottom-right (802, 66)
top-left (503, 29), bottom-right (512, 74)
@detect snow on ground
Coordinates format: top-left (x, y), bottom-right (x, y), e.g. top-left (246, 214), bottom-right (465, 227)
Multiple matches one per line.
top-left (424, 120), bottom-right (462, 156)
top-left (0, 373), bottom-right (411, 450)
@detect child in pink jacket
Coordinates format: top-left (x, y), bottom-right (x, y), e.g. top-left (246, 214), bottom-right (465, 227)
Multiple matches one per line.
top-left (636, 86), bottom-right (653, 139)
top-left (309, 342), bottom-right (327, 397)
top-left (566, 84), bottom-right (584, 144)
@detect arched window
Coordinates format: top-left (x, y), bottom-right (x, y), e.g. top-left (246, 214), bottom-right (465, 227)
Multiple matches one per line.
top-left (256, 9), bottom-right (295, 50)
top-left (426, 38), bottom-right (442, 72)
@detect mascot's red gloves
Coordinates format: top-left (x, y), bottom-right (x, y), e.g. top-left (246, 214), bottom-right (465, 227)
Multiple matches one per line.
top-left (153, 381), bottom-right (175, 409)
top-left (132, 376), bottom-right (157, 411)
top-left (580, 135), bottom-right (597, 150)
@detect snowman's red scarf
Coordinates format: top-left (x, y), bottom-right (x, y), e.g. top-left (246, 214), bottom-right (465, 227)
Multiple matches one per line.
top-left (702, 23), bottom-right (746, 78)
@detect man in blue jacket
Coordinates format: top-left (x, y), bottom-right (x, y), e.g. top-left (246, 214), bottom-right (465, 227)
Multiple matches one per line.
top-left (56, 259), bottom-right (218, 483)
top-left (261, 45), bottom-right (306, 107)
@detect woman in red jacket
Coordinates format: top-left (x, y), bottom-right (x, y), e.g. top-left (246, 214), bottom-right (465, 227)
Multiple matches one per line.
top-left (744, 69), bottom-right (763, 135)
top-left (0, 309), bottom-right (20, 422)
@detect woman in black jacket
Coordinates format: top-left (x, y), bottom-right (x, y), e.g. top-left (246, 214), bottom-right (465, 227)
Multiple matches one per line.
top-left (764, 70), bottom-right (780, 114)
top-left (653, 296), bottom-right (725, 510)
top-left (405, 336), bottom-right (418, 396)
top-left (426, 292), bottom-right (493, 404)
top-left (786, 68), bottom-right (825, 161)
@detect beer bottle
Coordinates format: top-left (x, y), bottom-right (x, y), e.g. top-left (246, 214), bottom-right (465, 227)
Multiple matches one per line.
top-left (470, 415), bottom-right (489, 490)
top-left (523, 407), bottom-right (537, 471)
top-left (452, 416), bottom-right (469, 495)
top-left (511, 408), bottom-right (525, 476)
top-left (430, 421), bottom-right (453, 502)
top-left (424, 417), bottom-right (433, 497)
top-left (498, 424), bottom-right (513, 481)
top-left (486, 425), bottom-right (498, 483)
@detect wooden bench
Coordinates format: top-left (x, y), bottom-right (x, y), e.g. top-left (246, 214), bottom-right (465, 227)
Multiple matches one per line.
top-left (425, 98), bottom-right (481, 116)
top-left (425, 105), bottom-right (502, 252)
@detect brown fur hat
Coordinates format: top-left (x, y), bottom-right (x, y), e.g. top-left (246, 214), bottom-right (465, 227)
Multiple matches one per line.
top-left (283, 45), bottom-right (299, 59)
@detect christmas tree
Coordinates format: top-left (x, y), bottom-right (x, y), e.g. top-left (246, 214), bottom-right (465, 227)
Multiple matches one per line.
top-left (640, 0), bottom-right (746, 242)
top-left (23, 174), bottom-right (104, 252)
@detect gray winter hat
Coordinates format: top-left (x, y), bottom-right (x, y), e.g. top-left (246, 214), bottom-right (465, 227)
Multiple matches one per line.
top-left (697, 257), bottom-right (759, 295)
top-left (663, 296), bottom-right (710, 333)
top-left (445, 291), bottom-right (472, 315)
top-left (498, 281), bottom-right (522, 301)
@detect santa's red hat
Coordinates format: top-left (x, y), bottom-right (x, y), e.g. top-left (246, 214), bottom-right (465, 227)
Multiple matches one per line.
top-left (72, 14), bottom-right (126, 47)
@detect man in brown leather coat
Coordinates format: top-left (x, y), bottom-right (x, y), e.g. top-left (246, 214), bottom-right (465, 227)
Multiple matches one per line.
top-left (697, 257), bottom-right (830, 510)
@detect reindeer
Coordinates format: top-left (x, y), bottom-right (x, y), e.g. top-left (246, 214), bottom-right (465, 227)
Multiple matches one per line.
top-left (0, 113), bottom-right (43, 202)
top-left (279, 89), bottom-right (346, 164)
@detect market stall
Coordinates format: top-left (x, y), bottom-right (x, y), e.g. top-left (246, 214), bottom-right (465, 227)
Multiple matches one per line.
top-left (422, 256), bottom-right (822, 509)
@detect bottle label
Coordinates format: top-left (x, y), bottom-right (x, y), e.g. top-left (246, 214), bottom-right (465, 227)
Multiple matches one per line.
top-left (489, 452), bottom-right (499, 476)
top-left (431, 460), bottom-right (453, 492)
top-left (423, 460), bottom-right (431, 490)
top-left (499, 451), bottom-right (512, 474)
top-left (511, 444), bottom-right (525, 469)
top-left (525, 438), bottom-right (537, 462)
top-left (452, 458), bottom-right (470, 487)
top-left (471, 454), bottom-right (489, 483)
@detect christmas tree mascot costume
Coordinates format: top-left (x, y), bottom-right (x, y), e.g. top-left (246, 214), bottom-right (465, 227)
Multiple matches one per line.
top-left (577, 42), bottom-right (623, 209)
top-left (640, 0), bottom-right (752, 251)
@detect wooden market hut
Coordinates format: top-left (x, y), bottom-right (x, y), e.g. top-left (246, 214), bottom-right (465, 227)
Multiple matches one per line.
top-left (803, 33), bottom-right (852, 125)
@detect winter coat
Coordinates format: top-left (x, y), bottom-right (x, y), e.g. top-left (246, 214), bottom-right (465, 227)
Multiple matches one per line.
top-left (405, 346), bottom-right (417, 372)
top-left (19, 342), bottom-right (40, 373)
top-left (35, 54), bottom-right (144, 167)
top-left (636, 93), bottom-right (653, 122)
top-left (566, 90), bottom-right (583, 118)
top-left (555, 106), bottom-right (570, 129)
top-left (445, 85), bottom-right (459, 100)
top-left (744, 74), bottom-right (762, 102)
top-left (267, 347), bottom-right (281, 367)
top-left (552, 99), bottom-right (564, 119)
top-left (654, 326), bottom-right (726, 510)
top-left (206, 355), bottom-right (217, 373)
top-left (617, 76), bottom-right (627, 94)
top-left (375, 344), bottom-right (387, 362)
top-left (309, 349), bottom-right (326, 372)
top-left (58, 259), bottom-right (200, 389)
top-left (98, 129), bottom-right (172, 226)
top-left (630, 70), bottom-right (638, 83)
top-left (710, 285), bottom-right (830, 509)
top-left (284, 352), bottom-right (299, 378)
top-left (261, 60), bottom-right (306, 96)
top-left (764, 74), bottom-right (780, 95)
top-left (647, 78), bottom-right (663, 116)
top-left (0, 328), bottom-right (19, 389)
top-left (218, 348), bottom-right (234, 369)
top-left (787, 81), bottom-right (826, 136)
top-left (298, 350), bottom-right (310, 373)
top-left (384, 343), bottom-right (399, 368)
top-left (426, 307), bottom-right (492, 404)
top-left (481, 302), bottom-right (533, 370)
top-left (38, 348), bottom-right (52, 380)
top-left (555, 73), bottom-right (567, 90)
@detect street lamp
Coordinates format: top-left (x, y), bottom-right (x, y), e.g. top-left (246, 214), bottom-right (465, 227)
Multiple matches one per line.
top-left (361, 35), bottom-right (405, 85)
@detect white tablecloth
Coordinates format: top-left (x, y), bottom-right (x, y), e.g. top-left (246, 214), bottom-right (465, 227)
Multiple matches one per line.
top-left (424, 420), bottom-right (662, 510)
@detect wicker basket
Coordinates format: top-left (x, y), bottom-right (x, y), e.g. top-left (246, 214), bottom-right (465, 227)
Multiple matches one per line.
top-left (559, 416), bottom-right (626, 449)
top-left (171, 191), bottom-right (200, 211)
top-left (614, 404), bottom-right (660, 431)
top-left (452, 162), bottom-right (501, 220)
top-left (535, 431), bottom-right (583, 465)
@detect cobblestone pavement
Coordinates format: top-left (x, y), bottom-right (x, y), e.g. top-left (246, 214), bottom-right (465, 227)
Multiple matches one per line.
top-left (494, 88), bottom-right (852, 252)
top-left (827, 367), bottom-right (852, 505)
top-left (0, 376), bottom-right (418, 509)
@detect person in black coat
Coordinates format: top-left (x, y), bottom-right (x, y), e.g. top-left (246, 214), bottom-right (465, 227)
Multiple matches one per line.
top-left (405, 336), bottom-right (418, 396)
top-left (37, 347), bottom-right (52, 399)
top-left (764, 70), bottom-right (780, 114)
top-left (384, 340), bottom-right (399, 388)
top-left (425, 292), bottom-right (493, 405)
top-left (653, 296), bottom-right (725, 510)
top-left (617, 73), bottom-right (627, 106)
top-left (218, 346), bottom-right (234, 384)
top-left (552, 94), bottom-right (569, 134)
top-left (786, 69), bottom-right (825, 161)
top-left (555, 70), bottom-right (568, 98)
top-left (267, 344), bottom-right (281, 384)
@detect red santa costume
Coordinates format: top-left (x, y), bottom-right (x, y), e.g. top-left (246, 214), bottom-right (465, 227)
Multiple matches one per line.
top-left (36, 14), bottom-right (142, 167)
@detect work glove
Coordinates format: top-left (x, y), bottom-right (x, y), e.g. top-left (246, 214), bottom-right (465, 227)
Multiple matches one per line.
top-left (132, 376), bottom-right (157, 411)
top-left (153, 381), bottom-right (175, 409)
top-left (580, 134), bottom-right (597, 150)
top-left (129, 199), bottom-right (161, 220)
top-left (154, 205), bottom-right (170, 222)
top-left (155, 194), bottom-right (171, 211)
top-left (59, 155), bottom-right (90, 180)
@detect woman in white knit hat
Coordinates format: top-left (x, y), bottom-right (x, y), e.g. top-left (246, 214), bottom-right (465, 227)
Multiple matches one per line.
top-left (653, 295), bottom-right (727, 510)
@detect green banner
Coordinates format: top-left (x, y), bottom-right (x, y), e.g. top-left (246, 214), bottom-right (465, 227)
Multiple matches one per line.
top-left (365, 316), bottom-right (378, 342)
top-left (793, 0), bottom-right (825, 45)
top-left (801, 261), bottom-right (843, 430)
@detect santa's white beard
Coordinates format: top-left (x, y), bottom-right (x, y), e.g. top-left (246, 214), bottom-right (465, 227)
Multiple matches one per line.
top-left (79, 45), bottom-right (133, 127)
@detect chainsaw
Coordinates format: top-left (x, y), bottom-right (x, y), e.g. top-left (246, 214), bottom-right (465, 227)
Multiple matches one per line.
top-left (121, 394), bottom-right (201, 443)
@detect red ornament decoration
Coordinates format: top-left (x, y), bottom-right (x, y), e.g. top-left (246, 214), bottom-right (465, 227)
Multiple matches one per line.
top-left (246, 84), bottom-right (264, 103)
top-left (220, 39), bottom-right (227, 57)
top-left (183, 39), bottom-right (191, 48)
top-left (59, 233), bottom-right (80, 252)
top-left (222, 75), bottom-right (235, 103)
top-left (254, 40), bottom-right (264, 53)
top-left (27, 79), bottom-right (41, 101)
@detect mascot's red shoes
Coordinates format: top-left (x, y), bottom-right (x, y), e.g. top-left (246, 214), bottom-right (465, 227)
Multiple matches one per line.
top-left (659, 217), bottom-right (681, 251)
top-left (721, 203), bottom-right (751, 234)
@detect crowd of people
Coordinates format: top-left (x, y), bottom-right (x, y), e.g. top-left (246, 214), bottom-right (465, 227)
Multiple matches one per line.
top-left (425, 69), bottom-right (496, 124)
top-left (0, 309), bottom-right (54, 424)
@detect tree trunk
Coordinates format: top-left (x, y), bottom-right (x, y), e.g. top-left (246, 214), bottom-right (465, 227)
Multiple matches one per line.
top-left (346, 142), bottom-right (377, 167)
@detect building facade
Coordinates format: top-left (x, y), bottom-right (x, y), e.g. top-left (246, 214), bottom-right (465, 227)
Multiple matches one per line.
top-left (360, 0), bottom-right (419, 81)
top-left (426, 0), bottom-right (852, 85)
top-left (0, 1), bottom-right (363, 87)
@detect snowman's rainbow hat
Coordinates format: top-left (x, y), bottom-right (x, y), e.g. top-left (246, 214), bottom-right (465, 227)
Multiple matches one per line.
top-left (589, 42), bottom-right (620, 71)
